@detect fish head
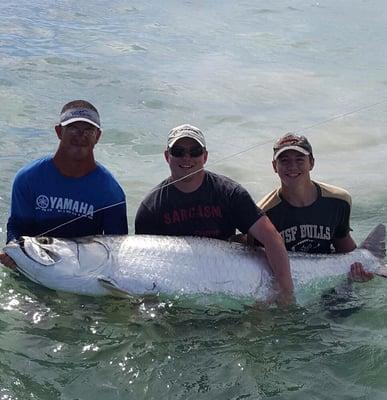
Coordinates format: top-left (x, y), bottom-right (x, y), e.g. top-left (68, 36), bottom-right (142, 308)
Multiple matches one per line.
top-left (3, 236), bottom-right (80, 284)
top-left (3, 236), bottom-right (114, 296)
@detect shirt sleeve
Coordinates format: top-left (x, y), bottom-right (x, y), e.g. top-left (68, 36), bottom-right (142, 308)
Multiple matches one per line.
top-left (6, 173), bottom-right (36, 242)
top-left (100, 186), bottom-right (128, 235)
top-left (334, 200), bottom-right (352, 238)
top-left (230, 186), bottom-right (264, 234)
top-left (135, 202), bottom-right (159, 235)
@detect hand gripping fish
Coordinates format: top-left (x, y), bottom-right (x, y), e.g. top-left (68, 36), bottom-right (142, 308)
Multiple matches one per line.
top-left (2, 224), bottom-right (386, 302)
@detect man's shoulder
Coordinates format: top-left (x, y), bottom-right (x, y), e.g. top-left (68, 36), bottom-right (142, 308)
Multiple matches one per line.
top-left (205, 170), bottom-right (237, 184)
top-left (92, 164), bottom-right (125, 199)
top-left (94, 163), bottom-right (122, 184)
top-left (257, 189), bottom-right (281, 211)
top-left (95, 162), bottom-right (116, 177)
top-left (140, 177), bottom-right (170, 204)
top-left (316, 181), bottom-right (352, 206)
top-left (204, 171), bottom-right (244, 192)
top-left (14, 156), bottom-right (53, 181)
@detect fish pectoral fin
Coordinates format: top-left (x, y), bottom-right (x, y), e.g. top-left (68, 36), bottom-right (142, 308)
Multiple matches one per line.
top-left (97, 277), bottom-right (136, 299)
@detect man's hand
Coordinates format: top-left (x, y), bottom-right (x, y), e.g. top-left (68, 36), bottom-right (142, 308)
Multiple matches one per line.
top-left (276, 290), bottom-right (296, 307)
top-left (0, 252), bottom-right (17, 270)
top-left (348, 262), bottom-right (374, 282)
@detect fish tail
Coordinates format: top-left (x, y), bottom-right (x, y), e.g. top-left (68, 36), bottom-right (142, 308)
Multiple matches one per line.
top-left (359, 224), bottom-right (386, 259)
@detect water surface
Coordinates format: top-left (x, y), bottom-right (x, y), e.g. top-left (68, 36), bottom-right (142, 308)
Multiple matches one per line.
top-left (0, 1), bottom-right (386, 398)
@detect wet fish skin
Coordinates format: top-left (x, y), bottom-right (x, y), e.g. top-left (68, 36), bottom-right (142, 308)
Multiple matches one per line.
top-left (2, 224), bottom-right (385, 301)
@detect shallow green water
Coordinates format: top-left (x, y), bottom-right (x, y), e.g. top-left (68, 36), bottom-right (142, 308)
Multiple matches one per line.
top-left (1, 273), bottom-right (387, 399)
top-left (0, 1), bottom-right (387, 398)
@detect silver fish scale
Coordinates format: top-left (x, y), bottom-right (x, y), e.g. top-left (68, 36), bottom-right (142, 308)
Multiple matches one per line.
top-left (3, 228), bottom-right (385, 301)
top-left (289, 248), bottom-right (381, 287)
top-left (113, 236), bottom-right (269, 298)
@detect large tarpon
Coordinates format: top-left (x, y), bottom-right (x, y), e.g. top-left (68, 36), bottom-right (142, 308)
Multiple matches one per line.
top-left (2, 224), bottom-right (386, 302)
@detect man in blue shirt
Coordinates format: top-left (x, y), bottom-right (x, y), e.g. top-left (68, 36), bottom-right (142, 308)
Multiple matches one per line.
top-left (0, 100), bottom-right (128, 269)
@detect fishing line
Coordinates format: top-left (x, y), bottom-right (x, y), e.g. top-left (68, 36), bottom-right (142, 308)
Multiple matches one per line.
top-left (36, 201), bottom-right (127, 238)
top-left (146, 99), bottom-right (387, 191)
top-left (6, 99), bottom-right (387, 240)
top-left (209, 99), bottom-right (387, 166)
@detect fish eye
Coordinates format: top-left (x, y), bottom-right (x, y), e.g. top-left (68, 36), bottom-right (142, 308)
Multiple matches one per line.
top-left (37, 237), bottom-right (53, 245)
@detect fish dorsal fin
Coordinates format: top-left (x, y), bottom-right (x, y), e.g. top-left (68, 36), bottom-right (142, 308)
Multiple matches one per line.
top-left (359, 224), bottom-right (386, 259)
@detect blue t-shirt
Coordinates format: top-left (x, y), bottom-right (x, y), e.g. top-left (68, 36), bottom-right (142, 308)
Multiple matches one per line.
top-left (7, 156), bottom-right (128, 242)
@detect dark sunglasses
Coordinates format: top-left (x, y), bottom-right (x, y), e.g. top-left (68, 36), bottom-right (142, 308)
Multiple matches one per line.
top-left (169, 146), bottom-right (205, 158)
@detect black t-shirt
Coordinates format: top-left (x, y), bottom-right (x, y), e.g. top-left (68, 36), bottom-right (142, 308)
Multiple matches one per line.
top-left (135, 171), bottom-right (264, 240)
top-left (258, 181), bottom-right (352, 253)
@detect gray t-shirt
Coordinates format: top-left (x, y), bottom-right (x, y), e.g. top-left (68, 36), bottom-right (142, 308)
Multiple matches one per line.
top-left (135, 171), bottom-right (264, 240)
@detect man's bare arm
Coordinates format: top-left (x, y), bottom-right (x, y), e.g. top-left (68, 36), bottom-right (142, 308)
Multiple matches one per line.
top-left (248, 216), bottom-right (294, 305)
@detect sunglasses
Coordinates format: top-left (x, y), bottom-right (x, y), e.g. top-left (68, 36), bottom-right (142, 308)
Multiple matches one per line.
top-left (169, 146), bottom-right (205, 158)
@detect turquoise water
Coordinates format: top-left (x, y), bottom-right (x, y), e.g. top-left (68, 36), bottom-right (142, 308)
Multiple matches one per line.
top-left (0, 1), bottom-right (386, 398)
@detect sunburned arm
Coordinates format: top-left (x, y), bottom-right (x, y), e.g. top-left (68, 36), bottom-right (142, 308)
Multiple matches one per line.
top-left (333, 234), bottom-right (374, 282)
top-left (0, 252), bottom-right (17, 270)
top-left (248, 216), bottom-right (295, 305)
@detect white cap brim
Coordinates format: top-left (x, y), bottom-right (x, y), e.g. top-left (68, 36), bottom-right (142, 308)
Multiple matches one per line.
top-left (273, 145), bottom-right (310, 160)
top-left (168, 135), bottom-right (205, 148)
top-left (60, 117), bottom-right (100, 129)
